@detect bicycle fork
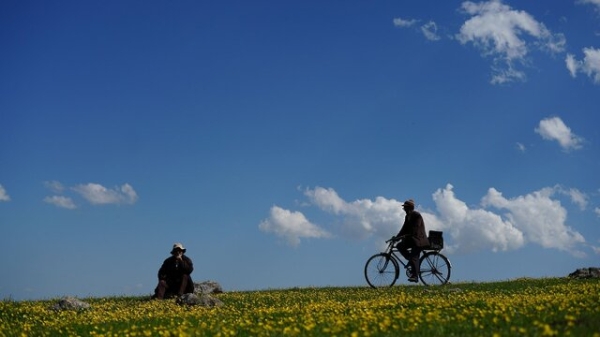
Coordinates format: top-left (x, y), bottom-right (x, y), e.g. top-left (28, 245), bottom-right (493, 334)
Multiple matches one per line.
top-left (377, 256), bottom-right (391, 273)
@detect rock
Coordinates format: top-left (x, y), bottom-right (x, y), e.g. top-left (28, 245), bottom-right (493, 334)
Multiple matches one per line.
top-left (50, 297), bottom-right (91, 311)
top-left (568, 267), bottom-right (600, 279)
top-left (177, 293), bottom-right (224, 307)
top-left (194, 280), bottom-right (223, 294)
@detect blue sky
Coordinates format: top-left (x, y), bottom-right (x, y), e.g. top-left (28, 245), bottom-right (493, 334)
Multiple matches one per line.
top-left (1, 0), bottom-right (599, 300)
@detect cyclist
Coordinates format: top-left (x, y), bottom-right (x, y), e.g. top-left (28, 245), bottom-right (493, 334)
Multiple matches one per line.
top-left (393, 199), bottom-right (429, 282)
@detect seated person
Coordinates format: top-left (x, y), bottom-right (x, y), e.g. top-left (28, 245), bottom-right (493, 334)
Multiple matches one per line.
top-left (152, 243), bottom-right (194, 299)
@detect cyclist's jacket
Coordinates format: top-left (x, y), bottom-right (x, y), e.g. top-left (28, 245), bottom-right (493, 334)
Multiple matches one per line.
top-left (398, 211), bottom-right (429, 248)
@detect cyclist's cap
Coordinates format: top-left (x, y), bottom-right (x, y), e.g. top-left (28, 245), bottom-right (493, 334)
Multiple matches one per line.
top-left (171, 243), bottom-right (187, 254)
top-left (402, 199), bottom-right (415, 208)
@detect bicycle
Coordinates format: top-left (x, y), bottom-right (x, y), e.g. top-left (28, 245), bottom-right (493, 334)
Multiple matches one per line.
top-left (364, 233), bottom-right (452, 287)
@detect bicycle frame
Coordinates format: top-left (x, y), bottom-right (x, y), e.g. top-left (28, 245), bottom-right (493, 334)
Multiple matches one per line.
top-left (383, 240), bottom-right (409, 270)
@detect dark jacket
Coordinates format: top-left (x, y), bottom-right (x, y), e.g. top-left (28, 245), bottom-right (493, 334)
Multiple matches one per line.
top-left (398, 210), bottom-right (429, 248)
top-left (158, 255), bottom-right (194, 283)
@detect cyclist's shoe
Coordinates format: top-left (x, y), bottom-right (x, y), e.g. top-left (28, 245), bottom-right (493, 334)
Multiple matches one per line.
top-left (408, 275), bottom-right (419, 283)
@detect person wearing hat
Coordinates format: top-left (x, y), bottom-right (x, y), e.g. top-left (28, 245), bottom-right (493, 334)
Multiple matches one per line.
top-left (393, 199), bottom-right (429, 283)
top-left (152, 243), bottom-right (195, 299)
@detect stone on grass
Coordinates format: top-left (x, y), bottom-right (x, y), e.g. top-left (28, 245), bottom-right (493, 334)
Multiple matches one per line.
top-left (194, 280), bottom-right (223, 294)
top-left (51, 297), bottom-right (91, 311)
top-left (177, 293), bottom-right (224, 307)
top-left (568, 267), bottom-right (600, 279)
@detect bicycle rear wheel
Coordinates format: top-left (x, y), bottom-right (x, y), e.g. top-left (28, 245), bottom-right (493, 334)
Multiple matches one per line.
top-left (364, 253), bottom-right (399, 288)
top-left (419, 251), bottom-right (451, 286)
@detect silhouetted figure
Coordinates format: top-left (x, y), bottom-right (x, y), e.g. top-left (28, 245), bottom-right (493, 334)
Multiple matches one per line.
top-left (394, 199), bottom-right (428, 283)
top-left (153, 243), bottom-right (194, 299)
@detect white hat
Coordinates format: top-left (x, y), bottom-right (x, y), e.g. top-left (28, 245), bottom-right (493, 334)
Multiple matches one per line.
top-left (171, 243), bottom-right (186, 254)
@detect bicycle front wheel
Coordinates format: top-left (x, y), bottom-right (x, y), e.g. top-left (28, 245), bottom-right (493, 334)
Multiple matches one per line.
top-left (364, 253), bottom-right (399, 288)
top-left (419, 252), bottom-right (451, 286)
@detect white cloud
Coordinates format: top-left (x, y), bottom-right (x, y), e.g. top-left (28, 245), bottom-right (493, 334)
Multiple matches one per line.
top-left (393, 17), bottom-right (418, 28)
top-left (559, 188), bottom-right (588, 210)
top-left (43, 181), bottom-right (139, 208)
top-left (0, 184), bottom-right (10, 202)
top-left (456, 0), bottom-right (565, 84)
top-left (595, 207), bottom-right (600, 217)
top-left (305, 187), bottom-right (349, 215)
top-left (304, 187), bottom-right (404, 240)
top-left (566, 54), bottom-right (579, 77)
top-left (578, 0), bottom-right (600, 11)
top-left (565, 48), bottom-right (600, 84)
top-left (535, 117), bottom-right (584, 151)
top-left (72, 183), bottom-right (138, 205)
top-left (261, 184), bottom-right (588, 257)
top-left (421, 21), bottom-right (441, 41)
top-left (431, 184), bottom-right (525, 253)
top-left (482, 187), bottom-right (586, 256)
top-left (516, 142), bottom-right (526, 152)
top-left (120, 184), bottom-right (138, 203)
top-left (44, 180), bottom-right (65, 194)
top-left (44, 196), bottom-right (76, 209)
top-left (258, 206), bottom-right (331, 246)
top-left (393, 17), bottom-right (441, 41)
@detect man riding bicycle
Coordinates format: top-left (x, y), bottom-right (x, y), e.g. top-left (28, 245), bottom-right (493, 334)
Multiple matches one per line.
top-left (393, 199), bottom-right (429, 283)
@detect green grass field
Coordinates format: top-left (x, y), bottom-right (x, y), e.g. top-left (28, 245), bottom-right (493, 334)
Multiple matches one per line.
top-left (2, 278), bottom-right (599, 336)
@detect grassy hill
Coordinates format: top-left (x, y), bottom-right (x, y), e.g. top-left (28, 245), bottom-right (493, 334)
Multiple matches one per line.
top-left (2, 278), bottom-right (599, 336)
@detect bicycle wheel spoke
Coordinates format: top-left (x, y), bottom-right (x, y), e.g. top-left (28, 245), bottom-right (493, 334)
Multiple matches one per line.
top-left (364, 253), bottom-right (399, 288)
top-left (377, 258), bottom-right (389, 272)
top-left (419, 252), bottom-right (451, 286)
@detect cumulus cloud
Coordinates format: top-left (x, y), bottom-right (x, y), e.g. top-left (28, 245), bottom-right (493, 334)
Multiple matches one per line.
top-left (261, 184), bottom-right (588, 257)
top-left (566, 54), bottom-right (579, 76)
top-left (558, 188), bottom-right (588, 210)
top-left (43, 181), bottom-right (138, 208)
top-left (565, 48), bottom-right (600, 84)
top-left (431, 184), bottom-right (525, 253)
top-left (535, 117), bottom-right (583, 151)
top-left (43, 196), bottom-right (76, 209)
top-left (482, 187), bottom-right (586, 256)
top-left (578, 0), bottom-right (600, 11)
top-left (393, 17), bottom-right (442, 41)
top-left (393, 17), bottom-right (418, 28)
top-left (421, 21), bottom-right (441, 41)
top-left (456, 0), bottom-right (565, 84)
top-left (72, 183), bottom-right (138, 205)
top-left (44, 180), bottom-right (65, 194)
top-left (0, 184), bottom-right (10, 202)
top-left (304, 187), bottom-right (405, 240)
top-left (258, 206), bottom-right (331, 246)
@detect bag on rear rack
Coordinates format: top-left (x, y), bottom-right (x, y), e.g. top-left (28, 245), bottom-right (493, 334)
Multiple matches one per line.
top-left (428, 230), bottom-right (444, 250)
